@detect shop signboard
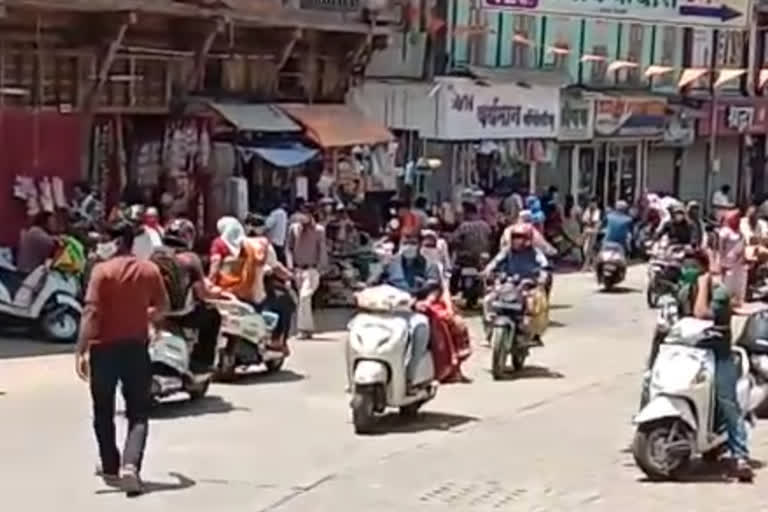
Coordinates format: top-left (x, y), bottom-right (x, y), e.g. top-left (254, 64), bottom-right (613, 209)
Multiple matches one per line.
top-left (427, 78), bottom-right (559, 140)
top-left (661, 113), bottom-right (696, 146)
top-left (697, 101), bottom-right (768, 136)
top-left (483, 0), bottom-right (751, 29)
top-left (594, 97), bottom-right (667, 138)
top-left (559, 96), bottom-right (594, 141)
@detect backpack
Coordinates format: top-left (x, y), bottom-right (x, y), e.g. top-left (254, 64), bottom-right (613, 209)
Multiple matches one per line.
top-left (150, 249), bottom-right (190, 311)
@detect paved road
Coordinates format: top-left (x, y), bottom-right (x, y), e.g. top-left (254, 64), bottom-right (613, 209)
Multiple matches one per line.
top-left (1, 266), bottom-right (767, 511)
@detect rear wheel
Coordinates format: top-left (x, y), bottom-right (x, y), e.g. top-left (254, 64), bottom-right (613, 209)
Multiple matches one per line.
top-left (633, 419), bottom-right (692, 481)
top-left (188, 379), bottom-right (210, 401)
top-left (512, 351), bottom-right (527, 372)
top-left (490, 326), bottom-right (510, 380)
top-left (41, 305), bottom-right (80, 343)
top-left (351, 388), bottom-right (376, 434)
top-left (264, 357), bottom-right (285, 373)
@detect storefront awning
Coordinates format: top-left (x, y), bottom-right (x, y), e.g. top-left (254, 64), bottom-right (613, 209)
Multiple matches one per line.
top-left (467, 65), bottom-right (570, 88)
top-left (206, 102), bottom-right (302, 133)
top-left (254, 144), bottom-right (318, 168)
top-left (277, 104), bottom-right (394, 148)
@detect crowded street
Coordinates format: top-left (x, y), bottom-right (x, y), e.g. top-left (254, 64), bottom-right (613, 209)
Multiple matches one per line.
top-left (1, 266), bottom-right (766, 511)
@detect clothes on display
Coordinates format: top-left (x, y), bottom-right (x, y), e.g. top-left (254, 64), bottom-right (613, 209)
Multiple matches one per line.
top-left (13, 175), bottom-right (69, 217)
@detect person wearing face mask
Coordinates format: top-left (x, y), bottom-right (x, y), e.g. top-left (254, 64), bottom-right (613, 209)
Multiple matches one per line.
top-left (420, 229), bottom-right (450, 290)
top-left (653, 202), bottom-right (696, 247)
top-left (286, 205), bottom-right (328, 340)
top-left (382, 232), bottom-right (471, 387)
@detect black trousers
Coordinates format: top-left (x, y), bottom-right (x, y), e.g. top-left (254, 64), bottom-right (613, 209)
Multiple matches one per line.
top-left (273, 245), bottom-right (286, 265)
top-left (177, 304), bottom-right (222, 366)
top-left (89, 342), bottom-right (151, 475)
top-left (257, 279), bottom-right (295, 341)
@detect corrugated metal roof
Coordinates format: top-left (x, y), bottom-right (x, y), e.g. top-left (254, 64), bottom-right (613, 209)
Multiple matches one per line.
top-left (278, 103), bottom-right (393, 148)
top-left (208, 103), bottom-right (302, 132)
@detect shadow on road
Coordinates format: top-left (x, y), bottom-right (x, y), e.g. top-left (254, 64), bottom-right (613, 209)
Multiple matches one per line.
top-left (488, 365), bottom-right (565, 381)
top-left (229, 368), bottom-right (305, 386)
top-left (549, 303), bottom-right (573, 311)
top-left (599, 286), bottom-right (640, 295)
top-left (96, 471), bottom-right (196, 496)
top-left (369, 410), bottom-right (478, 435)
top-left (313, 308), bottom-right (356, 333)
top-left (634, 458), bottom-right (764, 484)
top-left (0, 333), bottom-right (73, 359)
top-left (148, 395), bottom-right (247, 420)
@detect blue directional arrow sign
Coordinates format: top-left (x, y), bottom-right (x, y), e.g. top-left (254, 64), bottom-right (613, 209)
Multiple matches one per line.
top-left (679, 4), bottom-right (743, 22)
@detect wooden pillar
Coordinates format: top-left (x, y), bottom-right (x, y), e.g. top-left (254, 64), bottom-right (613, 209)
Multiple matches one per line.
top-left (183, 17), bottom-right (226, 93)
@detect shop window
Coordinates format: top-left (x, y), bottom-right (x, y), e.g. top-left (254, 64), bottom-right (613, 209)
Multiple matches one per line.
top-left (510, 15), bottom-right (535, 68)
top-left (467, 0), bottom-right (488, 66)
top-left (619, 24), bottom-right (644, 85)
top-left (657, 26), bottom-right (678, 88)
top-left (589, 45), bottom-right (609, 85)
top-left (0, 44), bottom-right (82, 108)
top-left (715, 29), bottom-right (744, 90)
top-left (551, 42), bottom-right (570, 70)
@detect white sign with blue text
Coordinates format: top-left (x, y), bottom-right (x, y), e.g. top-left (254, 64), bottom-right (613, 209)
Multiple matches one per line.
top-left (483, 0), bottom-right (751, 29)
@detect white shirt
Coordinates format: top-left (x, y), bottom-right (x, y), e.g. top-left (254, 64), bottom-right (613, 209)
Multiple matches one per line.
top-left (740, 217), bottom-right (768, 243)
top-left (712, 190), bottom-right (732, 209)
top-left (265, 207), bottom-right (288, 247)
top-left (132, 229), bottom-right (163, 260)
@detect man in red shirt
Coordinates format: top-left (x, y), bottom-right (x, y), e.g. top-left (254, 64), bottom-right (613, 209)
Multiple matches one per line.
top-left (74, 220), bottom-right (169, 495)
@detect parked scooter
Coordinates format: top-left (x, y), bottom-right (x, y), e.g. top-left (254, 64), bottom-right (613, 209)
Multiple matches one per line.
top-left (633, 318), bottom-right (766, 481)
top-left (0, 258), bottom-right (81, 342)
top-left (595, 242), bottom-right (627, 291)
top-left (148, 325), bottom-right (211, 402)
top-left (346, 305), bottom-right (438, 434)
top-left (486, 276), bottom-right (539, 379)
top-left (209, 298), bottom-right (284, 381)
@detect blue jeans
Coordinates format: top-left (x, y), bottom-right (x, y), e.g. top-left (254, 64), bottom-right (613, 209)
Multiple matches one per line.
top-left (715, 357), bottom-right (749, 459)
top-left (405, 313), bottom-right (430, 384)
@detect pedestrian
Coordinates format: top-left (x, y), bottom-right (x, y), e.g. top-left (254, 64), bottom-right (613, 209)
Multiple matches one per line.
top-left (561, 194), bottom-right (583, 265)
top-left (712, 184), bottom-right (734, 223)
top-left (265, 194), bottom-right (289, 264)
top-left (581, 197), bottom-right (601, 269)
top-left (74, 220), bottom-right (170, 495)
top-left (286, 204), bottom-right (328, 339)
top-left (716, 210), bottom-right (747, 310)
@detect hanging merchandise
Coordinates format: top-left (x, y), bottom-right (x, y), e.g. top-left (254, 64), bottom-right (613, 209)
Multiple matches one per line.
top-left (135, 141), bottom-right (162, 187)
top-left (13, 175), bottom-right (35, 200)
top-left (198, 123), bottom-right (211, 170)
top-left (52, 177), bottom-right (67, 209)
top-left (317, 170), bottom-right (334, 197)
top-left (296, 175), bottom-right (309, 200)
top-left (38, 177), bottom-right (54, 213)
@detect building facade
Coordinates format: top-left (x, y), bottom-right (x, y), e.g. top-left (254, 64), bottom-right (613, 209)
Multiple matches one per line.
top-left (350, 0), bottom-right (768, 209)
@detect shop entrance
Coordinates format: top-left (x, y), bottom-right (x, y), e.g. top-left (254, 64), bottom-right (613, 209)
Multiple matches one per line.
top-left (577, 143), bottom-right (642, 208)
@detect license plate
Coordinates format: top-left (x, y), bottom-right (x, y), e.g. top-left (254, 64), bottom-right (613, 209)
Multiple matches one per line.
top-left (461, 267), bottom-right (479, 277)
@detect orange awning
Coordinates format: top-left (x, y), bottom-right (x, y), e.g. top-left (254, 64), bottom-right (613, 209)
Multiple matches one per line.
top-left (278, 104), bottom-right (394, 148)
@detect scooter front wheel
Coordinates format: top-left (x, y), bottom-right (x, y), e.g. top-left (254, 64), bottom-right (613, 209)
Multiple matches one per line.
top-left (633, 419), bottom-right (692, 481)
top-left (351, 388), bottom-right (376, 434)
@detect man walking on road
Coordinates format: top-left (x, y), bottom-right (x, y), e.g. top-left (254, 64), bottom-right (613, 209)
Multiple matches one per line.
top-left (265, 194), bottom-right (289, 264)
top-left (74, 220), bottom-right (169, 495)
top-left (286, 204), bottom-right (327, 339)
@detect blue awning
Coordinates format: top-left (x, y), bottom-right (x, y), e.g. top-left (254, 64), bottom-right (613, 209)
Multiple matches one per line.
top-left (237, 143), bottom-right (318, 168)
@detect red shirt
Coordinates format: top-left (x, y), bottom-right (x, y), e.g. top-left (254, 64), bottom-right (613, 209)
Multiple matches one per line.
top-left (81, 256), bottom-right (169, 346)
top-left (210, 236), bottom-right (232, 259)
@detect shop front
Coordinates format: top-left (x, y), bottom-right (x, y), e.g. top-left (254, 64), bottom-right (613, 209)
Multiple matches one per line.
top-left (696, 99), bottom-right (768, 205)
top-left (420, 76), bottom-right (560, 200)
top-left (575, 96), bottom-right (667, 208)
top-left (557, 94), bottom-right (595, 204)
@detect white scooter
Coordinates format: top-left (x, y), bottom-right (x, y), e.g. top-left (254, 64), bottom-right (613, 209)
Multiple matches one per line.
top-left (0, 258), bottom-right (81, 342)
top-left (346, 311), bottom-right (438, 434)
top-left (148, 325), bottom-right (211, 402)
top-left (209, 298), bottom-right (284, 381)
top-left (633, 318), bottom-right (767, 481)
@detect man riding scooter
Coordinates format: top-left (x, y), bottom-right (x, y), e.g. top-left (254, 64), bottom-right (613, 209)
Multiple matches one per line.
top-left (160, 218), bottom-right (228, 374)
top-left (381, 232), bottom-right (442, 393)
top-left (483, 223), bottom-right (549, 346)
top-left (653, 202), bottom-right (697, 248)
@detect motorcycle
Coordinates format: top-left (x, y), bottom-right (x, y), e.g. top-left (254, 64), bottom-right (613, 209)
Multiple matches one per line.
top-left (0, 258), bottom-right (81, 342)
top-left (486, 276), bottom-right (540, 379)
top-left (148, 325), bottom-right (211, 402)
top-left (646, 244), bottom-right (685, 308)
top-left (209, 299), bottom-right (285, 381)
top-left (633, 317), bottom-right (767, 481)
top-left (595, 242), bottom-right (627, 291)
top-left (746, 259), bottom-right (768, 302)
top-left (453, 253), bottom-right (488, 309)
top-left (346, 306), bottom-right (438, 434)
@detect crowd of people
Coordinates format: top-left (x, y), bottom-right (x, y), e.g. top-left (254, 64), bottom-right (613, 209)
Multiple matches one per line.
top-left (16, 176), bottom-right (768, 491)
